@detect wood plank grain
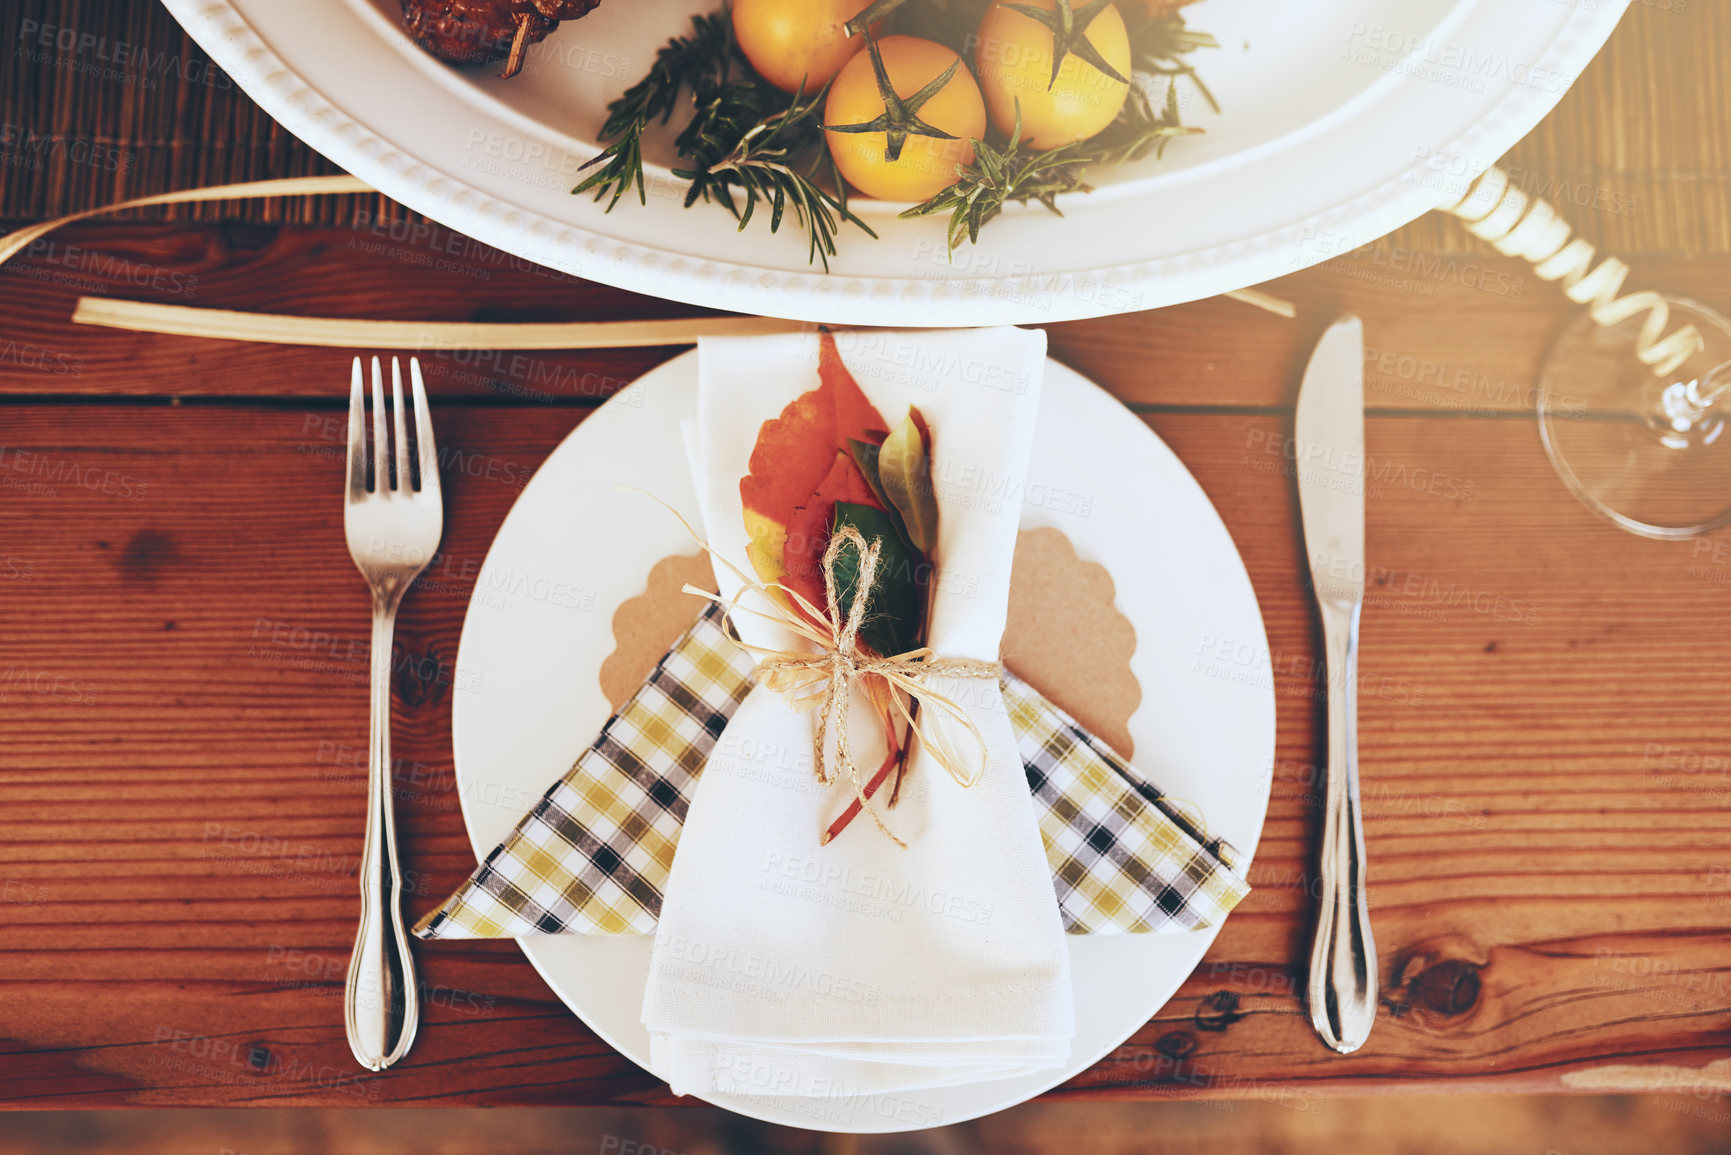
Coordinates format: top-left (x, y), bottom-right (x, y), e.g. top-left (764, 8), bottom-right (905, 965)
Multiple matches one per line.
top-left (1, 403), bottom-right (1727, 1107)
top-left (0, 220), bottom-right (720, 404)
top-left (5, 221), bottom-right (1730, 413)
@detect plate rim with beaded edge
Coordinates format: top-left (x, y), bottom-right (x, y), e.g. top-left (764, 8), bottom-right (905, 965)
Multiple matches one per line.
top-left (160, 0), bottom-right (1628, 327)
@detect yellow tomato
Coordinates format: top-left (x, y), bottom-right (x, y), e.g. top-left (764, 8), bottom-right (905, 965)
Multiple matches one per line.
top-left (974, 0), bottom-right (1131, 149)
top-left (732, 0), bottom-right (875, 94)
top-left (824, 36), bottom-right (986, 202)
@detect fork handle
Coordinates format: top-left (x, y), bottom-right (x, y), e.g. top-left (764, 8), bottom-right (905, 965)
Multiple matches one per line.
top-left (1306, 599), bottom-right (1378, 1054)
top-left (344, 597), bottom-right (420, 1071)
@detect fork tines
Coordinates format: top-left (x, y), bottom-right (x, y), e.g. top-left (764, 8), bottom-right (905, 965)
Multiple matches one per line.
top-left (346, 356), bottom-right (439, 501)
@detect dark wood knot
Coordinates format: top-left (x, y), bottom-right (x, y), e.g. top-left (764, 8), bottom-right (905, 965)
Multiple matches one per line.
top-left (220, 221), bottom-right (280, 251)
top-left (1194, 989), bottom-right (1245, 1032)
top-left (393, 641), bottom-right (453, 709)
top-left (118, 529), bottom-right (177, 584)
top-left (1154, 1030), bottom-right (1198, 1060)
top-left (1386, 954), bottom-right (1482, 1021)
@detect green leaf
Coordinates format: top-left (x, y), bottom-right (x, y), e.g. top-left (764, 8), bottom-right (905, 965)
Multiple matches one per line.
top-left (877, 411), bottom-right (938, 557)
top-left (831, 502), bottom-right (928, 657)
top-left (847, 436), bottom-right (916, 547)
top-left (847, 437), bottom-right (886, 501)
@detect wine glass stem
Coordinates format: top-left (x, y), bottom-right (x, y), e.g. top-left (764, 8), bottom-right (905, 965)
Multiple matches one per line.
top-left (1691, 358), bottom-right (1731, 409)
top-left (1660, 357), bottom-right (1731, 434)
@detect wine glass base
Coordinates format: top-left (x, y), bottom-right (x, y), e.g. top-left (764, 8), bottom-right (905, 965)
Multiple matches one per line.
top-left (1538, 297), bottom-right (1731, 540)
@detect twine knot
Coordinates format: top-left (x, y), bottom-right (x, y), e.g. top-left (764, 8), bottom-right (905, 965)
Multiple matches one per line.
top-left (712, 525), bottom-right (1000, 845)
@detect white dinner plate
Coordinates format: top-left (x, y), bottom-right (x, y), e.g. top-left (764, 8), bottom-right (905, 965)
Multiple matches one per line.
top-left (447, 348), bottom-right (1275, 1131)
top-left (162, 0), bottom-right (1626, 326)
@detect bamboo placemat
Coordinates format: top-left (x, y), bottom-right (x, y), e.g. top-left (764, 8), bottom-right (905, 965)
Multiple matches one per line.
top-left (1, 0), bottom-right (1725, 257)
top-left (1, 0), bottom-right (392, 227)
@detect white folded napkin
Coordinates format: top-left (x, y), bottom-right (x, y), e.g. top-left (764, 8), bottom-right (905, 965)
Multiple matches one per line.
top-left (641, 327), bottom-right (1073, 1099)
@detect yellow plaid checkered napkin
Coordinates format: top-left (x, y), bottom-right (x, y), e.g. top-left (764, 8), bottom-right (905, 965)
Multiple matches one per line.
top-left (416, 602), bottom-right (1249, 940)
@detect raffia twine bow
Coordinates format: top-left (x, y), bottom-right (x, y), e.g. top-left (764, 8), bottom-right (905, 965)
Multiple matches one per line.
top-left (752, 526), bottom-right (1002, 843)
top-left (626, 488), bottom-right (1002, 844)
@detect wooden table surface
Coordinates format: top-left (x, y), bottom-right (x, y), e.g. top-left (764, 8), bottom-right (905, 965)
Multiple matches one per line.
top-left (3, 2), bottom-right (1731, 1115)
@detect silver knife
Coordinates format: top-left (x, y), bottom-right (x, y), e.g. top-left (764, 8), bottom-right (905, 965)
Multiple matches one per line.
top-left (1294, 314), bottom-right (1378, 1054)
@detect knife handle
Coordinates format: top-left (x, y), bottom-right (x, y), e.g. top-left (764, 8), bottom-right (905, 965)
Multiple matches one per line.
top-left (1306, 599), bottom-right (1378, 1054)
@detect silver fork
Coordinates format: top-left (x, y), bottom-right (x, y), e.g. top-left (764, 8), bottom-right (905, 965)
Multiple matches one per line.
top-left (342, 356), bottom-right (442, 1071)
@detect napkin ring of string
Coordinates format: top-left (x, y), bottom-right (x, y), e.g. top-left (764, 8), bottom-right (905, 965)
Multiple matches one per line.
top-left (630, 485), bottom-right (1002, 846)
top-left (750, 526), bottom-right (1001, 844)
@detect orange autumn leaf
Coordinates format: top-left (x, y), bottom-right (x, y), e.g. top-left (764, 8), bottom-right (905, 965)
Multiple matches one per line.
top-left (740, 330), bottom-right (888, 591)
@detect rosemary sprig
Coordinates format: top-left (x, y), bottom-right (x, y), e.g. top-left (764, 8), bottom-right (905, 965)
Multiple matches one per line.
top-left (901, 83), bottom-right (1196, 252)
top-left (1127, 11), bottom-right (1221, 114)
top-left (573, 6), bottom-right (873, 267)
top-left (572, 12), bottom-right (736, 210)
top-left (1085, 79), bottom-right (1199, 166)
top-left (901, 103), bottom-right (1087, 250)
top-left (685, 85), bottom-right (879, 271)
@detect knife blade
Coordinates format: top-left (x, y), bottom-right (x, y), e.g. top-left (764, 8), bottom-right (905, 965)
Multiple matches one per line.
top-left (1294, 314), bottom-right (1378, 1055)
top-left (1296, 315), bottom-right (1366, 607)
